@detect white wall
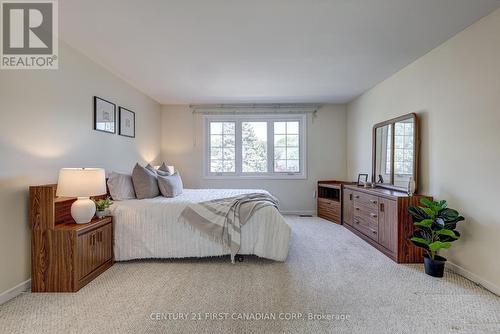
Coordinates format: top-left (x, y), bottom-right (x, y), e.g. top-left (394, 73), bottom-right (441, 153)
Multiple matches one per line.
top-left (347, 8), bottom-right (500, 291)
top-left (0, 41), bottom-right (161, 295)
top-left (161, 104), bottom-right (348, 213)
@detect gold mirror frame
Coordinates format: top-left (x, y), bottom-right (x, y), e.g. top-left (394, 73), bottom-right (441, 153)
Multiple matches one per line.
top-left (372, 113), bottom-right (419, 193)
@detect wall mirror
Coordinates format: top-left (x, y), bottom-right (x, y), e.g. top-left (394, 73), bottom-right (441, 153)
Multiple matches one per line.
top-left (372, 113), bottom-right (419, 192)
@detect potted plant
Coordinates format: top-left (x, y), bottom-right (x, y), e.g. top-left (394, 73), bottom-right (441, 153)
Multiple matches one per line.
top-left (94, 198), bottom-right (113, 218)
top-left (408, 198), bottom-right (465, 277)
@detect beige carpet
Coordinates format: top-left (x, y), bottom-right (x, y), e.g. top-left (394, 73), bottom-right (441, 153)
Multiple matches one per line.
top-left (1, 216), bottom-right (499, 334)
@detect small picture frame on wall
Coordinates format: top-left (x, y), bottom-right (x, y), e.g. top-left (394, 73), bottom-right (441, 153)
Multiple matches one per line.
top-left (119, 107), bottom-right (135, 138)
top-left (94, 96), bottom-right (116, 134)
top-left (357, 173), bottom-right (368, 186)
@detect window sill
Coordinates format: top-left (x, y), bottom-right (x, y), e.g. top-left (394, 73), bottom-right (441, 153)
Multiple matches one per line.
top-left (203, 174), bottom-right (307, 180)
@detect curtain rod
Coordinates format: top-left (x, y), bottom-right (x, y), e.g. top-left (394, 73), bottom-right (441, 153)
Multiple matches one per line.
top-left (190, 103), bottom-right (321, 114)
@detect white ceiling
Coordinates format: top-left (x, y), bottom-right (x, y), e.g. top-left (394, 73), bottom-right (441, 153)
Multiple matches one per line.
top-left (60, 0), bottom-right (500, 104)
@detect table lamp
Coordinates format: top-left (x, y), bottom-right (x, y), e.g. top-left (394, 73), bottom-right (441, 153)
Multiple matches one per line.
top-left (56, 168), bottom-right (106, 224)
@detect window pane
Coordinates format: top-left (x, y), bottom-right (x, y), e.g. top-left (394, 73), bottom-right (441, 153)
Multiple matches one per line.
top-left (286, 160), bottom-right (299, 172)
top-left (274, 147), bottom-right (286, 160)
top-left (287, 147), bottom-right (299, 160)
top-left (274, 135), bottom-right (286, 147)
top-left (210, 160), bottom-right (224, 173)
top-left (242, 122), bottom-right (268, 173)
top-left (210, 122), bottom-right (223, 135)
top-left (223, 147), bottom-right (235, 160)
top-left (223, 122), bottom-right (235, 134)
top-left (274, 160), bottom-right (287, 172)
top-left (211, 147), bottom-right (222, 160)
top-left (287, 135), bottom-right (299, 147)
top-left (274, 122), bottom-right (286, 134)
top-left (223, 160), bottom-right (235, 173)
top-left (395, 123), bottom-right (404, 136)
top-left (209, 121), bottom-right (236, 174)
top-left (223, 135), bottom-right (235, 147)
top-left (287, 121), bottom-right (299, 134)
top-left (395, 136), bottom-right (403, 149)
top-left (210, 135), bottom-right (222, 147)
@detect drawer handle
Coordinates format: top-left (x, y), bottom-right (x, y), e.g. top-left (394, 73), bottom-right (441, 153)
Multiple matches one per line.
top-left (355, 207), bottom-right (360, 211)
top-left (354, 195), bottom-right (359, 199)
top-left (370, 200), bottom-right (377, 204)
top-left (372, 230), bottom-right (377, 234)
top-left (370, 213), bottom-right (377, 218)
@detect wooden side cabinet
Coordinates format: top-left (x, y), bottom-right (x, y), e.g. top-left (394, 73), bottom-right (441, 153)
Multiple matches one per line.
top-left (317, 180), bottom-right (356, 224)
top-left (30, 185), bottom-right (114, 292)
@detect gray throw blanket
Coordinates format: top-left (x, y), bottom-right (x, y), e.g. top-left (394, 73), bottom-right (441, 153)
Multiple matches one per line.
top-left (179, 192), bottom-right (279, 263)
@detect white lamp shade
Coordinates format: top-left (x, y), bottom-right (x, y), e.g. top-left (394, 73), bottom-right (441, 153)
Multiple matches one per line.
top-left (56, 168), bottom-right (106, 198)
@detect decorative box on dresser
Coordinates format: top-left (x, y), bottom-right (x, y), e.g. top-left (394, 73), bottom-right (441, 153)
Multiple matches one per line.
top-left (343, 185), bottom-right (431, 263)
top-left (29, 184), bottom-right (114, 292)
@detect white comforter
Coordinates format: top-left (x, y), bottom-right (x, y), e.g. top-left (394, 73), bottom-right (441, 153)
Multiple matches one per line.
top-left (109, 189), bottom-right (291, 262)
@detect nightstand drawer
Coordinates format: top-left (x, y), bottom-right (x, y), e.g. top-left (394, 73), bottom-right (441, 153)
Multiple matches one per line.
top-left (318, 198), bottom-right (341, 223)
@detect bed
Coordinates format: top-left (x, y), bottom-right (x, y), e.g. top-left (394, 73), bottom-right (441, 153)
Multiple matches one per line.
top-left (108, 189), bottom-right (291, 262)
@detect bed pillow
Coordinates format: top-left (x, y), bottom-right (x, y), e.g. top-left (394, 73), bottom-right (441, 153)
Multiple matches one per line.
top-left (158, 172), bottom-right (183, 198)
top-left (132, 163), bottom-right (160, 199)
top-left (156, 162), bottom-right (172, 176)
top-left (107, 172), bottom-right (136, 200)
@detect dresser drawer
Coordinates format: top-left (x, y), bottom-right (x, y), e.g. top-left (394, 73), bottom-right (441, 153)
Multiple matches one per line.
top-left (353, 202), bottom-right (379, 226)
top-left (353, 191), bottom-right (379, 210)
top-left (352, 216), bottom-right (378, 241)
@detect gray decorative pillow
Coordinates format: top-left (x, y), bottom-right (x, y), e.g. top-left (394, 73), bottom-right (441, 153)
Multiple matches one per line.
top-left (158, 172), bottom-right (183, 198)
top-left (107, 172), bottom-right (136, 201)
top-left (132, 163), bottom-right (160, 199)
top-left (157, 162), bottom-right (172, 176)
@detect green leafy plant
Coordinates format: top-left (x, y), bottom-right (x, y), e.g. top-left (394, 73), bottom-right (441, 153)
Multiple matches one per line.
top-left (94, 198), bottom-right (113, 212)
top-left (408, 198), bottom-right (465, 260)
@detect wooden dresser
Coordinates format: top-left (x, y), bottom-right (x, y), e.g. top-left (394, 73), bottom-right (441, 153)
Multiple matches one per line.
top-left (29, 185), bottom-right (114, 292)
top-left (343, 185), bottom-right (430, 263)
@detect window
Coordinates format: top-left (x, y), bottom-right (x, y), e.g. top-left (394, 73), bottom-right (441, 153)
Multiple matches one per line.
top-left (205, 115), bottom-right (306, 178)
top-left (274, 121), bottom-right (300, 173)
top-left (209, 122), bottom-right (236, 173)
top-left (386, 122), bottom-right (414, 175)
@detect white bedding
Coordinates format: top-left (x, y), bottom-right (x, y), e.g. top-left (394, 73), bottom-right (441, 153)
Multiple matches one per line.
top-left (109, 189), bottom-right (291, 262)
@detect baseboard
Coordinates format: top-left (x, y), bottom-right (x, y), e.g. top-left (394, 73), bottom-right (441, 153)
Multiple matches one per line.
top-left (280, 210), bottom-right (316, 216)
top-left (447, 261), bottom-right (500, 296)
top-left (0, 279), bottom-right (31, 305)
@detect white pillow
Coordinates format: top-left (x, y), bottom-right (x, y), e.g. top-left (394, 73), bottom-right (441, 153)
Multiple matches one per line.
top-left (107, 172), bottom-right (136, 201)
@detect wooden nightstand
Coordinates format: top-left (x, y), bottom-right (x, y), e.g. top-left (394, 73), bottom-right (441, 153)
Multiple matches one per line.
top-left (30, 185), bottom-right (114, 292)
top-left (317, 180), bottom-right (356, 224)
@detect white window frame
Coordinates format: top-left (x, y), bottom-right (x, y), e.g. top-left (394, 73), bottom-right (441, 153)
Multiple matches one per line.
top-left (203, 114), bottom-right (307, 179)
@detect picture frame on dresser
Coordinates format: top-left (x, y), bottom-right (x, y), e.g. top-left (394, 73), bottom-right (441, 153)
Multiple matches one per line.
top-left (118, 106), bottom-right (135, 138)
top-left (93, 96), bottom-right (116, 134)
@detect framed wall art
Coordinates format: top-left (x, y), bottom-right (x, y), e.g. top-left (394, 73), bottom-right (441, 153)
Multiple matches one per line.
top-left (93, 96), bottom-right (116, 134)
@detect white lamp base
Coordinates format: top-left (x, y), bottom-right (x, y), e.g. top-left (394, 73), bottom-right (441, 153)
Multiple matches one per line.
top-left (71, 197), bottom-right (96, 224)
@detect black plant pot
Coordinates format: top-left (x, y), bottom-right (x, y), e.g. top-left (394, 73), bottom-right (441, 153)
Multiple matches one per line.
top-left (423, 254), bottom-right (447, 277)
